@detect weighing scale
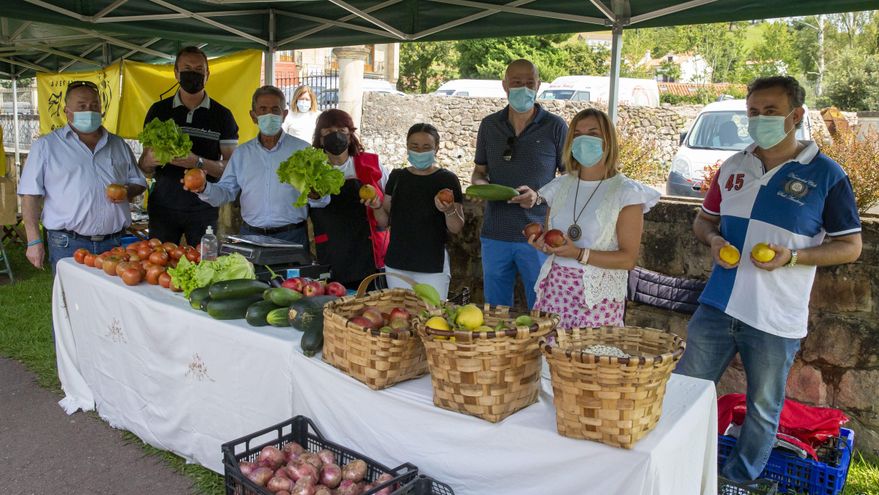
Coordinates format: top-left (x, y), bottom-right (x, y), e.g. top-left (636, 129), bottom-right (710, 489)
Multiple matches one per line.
top-left (219, 234), bottom-right (331, 281)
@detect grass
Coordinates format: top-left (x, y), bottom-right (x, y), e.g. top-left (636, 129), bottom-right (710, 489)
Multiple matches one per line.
top-left (0, 241), bottom-right (224, 495)
top-left (1, 241), bottom-right (878, 495)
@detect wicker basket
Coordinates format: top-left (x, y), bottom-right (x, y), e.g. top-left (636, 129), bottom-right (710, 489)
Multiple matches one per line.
top-left (542, 326), bottom-right (685, 448)
top-left (322, 273), bottom-right (440, 390)
top-left (415, 305), bottom-right (557, 423)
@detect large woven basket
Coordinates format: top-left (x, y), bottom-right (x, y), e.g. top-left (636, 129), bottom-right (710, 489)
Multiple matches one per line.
top-left (542, 326), bottom-right (685, 448)
top-left (415, 305), bottom-right (557, 423)
top-left (322, 273), bottom-right (439, 390)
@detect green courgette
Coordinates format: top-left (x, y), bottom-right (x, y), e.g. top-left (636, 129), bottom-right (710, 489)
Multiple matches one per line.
top-left (266, 307), bottom-right (291, 327)
top-left (465, 184), bottom-right (519, 201)
top-left (208, 279), bottom-right (269, 301)
top-left (206, 295), bottom-right (263, 320)
top-left (199, 295), bottom-right (212, 312)
top-left (245, 300), bottom-right (280, 327)
top-left (189, 287), bottom-right (211, 310)
top-left (301, 325), bottom-right (323, 357)
top-left (264, 287), bottom-right (303, 306)
top-left (289, 296), bottom-right (338, 357)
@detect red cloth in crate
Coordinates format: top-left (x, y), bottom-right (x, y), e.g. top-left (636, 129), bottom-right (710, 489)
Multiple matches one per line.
top-left (718, 394), bottom-right (848, 460)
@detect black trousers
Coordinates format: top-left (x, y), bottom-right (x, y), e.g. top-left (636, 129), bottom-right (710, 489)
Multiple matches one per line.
top-left (148, 204), bottom-right (218, 246)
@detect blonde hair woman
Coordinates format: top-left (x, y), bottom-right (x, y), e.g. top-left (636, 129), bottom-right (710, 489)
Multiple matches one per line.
top-left (282, 85), bottom-right (319, 141)
top-left (526, 108), bottom-right (659, 329)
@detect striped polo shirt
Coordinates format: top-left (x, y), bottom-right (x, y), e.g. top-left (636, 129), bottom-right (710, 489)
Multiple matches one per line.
top-left (474, 104), bottom-right (567, 242)
top-left (699, 141), bottom-right (861, 338)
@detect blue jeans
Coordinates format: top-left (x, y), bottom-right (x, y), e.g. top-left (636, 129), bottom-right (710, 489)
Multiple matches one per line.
top-left (675, 303), bottom-right (801, 482)
top-left (239, 224), bottom-right (307, 246)
top-left (480, 237), bottom-right (547, 309)
top-left (46, 230), bottom-right (123, 274)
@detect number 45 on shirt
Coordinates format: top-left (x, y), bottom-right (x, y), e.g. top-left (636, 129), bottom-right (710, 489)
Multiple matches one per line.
top-left (725, 174), bottom-right (745, 191)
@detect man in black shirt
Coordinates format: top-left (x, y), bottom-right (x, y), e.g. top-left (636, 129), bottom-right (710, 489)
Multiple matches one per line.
top-left (138, 46), bottom-right (238, 245)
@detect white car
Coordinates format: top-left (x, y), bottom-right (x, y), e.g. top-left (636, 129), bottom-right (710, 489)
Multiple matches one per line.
top-left (666, 99), bottom-right (812, 198)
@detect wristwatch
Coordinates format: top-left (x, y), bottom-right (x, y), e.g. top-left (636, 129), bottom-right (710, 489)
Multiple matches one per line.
top-left (786, 249), bottom-right (798, 267)
top-left (534, 194), bottom-right (544, 206)
top-left (195, 156), bottom-right (205, 169)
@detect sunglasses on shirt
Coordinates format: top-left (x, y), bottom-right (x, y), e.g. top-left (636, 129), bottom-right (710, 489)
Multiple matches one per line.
top-left (502, 136), bottom-right (516, 161)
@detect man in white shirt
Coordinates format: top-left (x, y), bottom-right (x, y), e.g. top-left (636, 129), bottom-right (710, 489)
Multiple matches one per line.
top-left (187, 85), bottom-right (327, 244)
top-left (19, 80), bottom-right (146, 272)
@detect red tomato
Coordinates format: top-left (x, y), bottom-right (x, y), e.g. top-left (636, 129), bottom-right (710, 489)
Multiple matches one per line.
top-left (148, 238), bottom-right (162, 247)
top-left (84, 253), bottom-right (96, 267)
top-left (170, 248), bottom-right (185, 260)
top-left (73, 248), bottom-right (89, 264)
top-left (106, 184), bottom-right (127, 202)
top-left (93, 254), bottom-right (106, 270)
top-left (158, 272), bottom-right (172, 289)
top-left (185, 250), bottom-right (199, 262)
top-left (146, 265), bottom-right (165, 285)
top-left (120, 267), bottom-right (143, 286)
top-left (149, 250), bottom-right (169, 266)
top-left (183, 168), bottom-right (207, 191)
top-left (162, 242), bottom-right (177, 252)
top-left (115, 261), bottom-right (131, 277)
top-left (102, 256), bottom-right (121, 276)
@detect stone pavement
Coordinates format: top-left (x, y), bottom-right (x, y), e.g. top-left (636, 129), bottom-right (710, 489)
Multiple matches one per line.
top-left (0, 357), bottom-right (195, 495)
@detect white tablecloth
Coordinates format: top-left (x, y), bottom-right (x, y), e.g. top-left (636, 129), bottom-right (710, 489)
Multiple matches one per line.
top-left (53, 259), bottom-right (717, 494)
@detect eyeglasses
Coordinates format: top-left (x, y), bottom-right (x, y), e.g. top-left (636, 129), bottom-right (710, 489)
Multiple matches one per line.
top-left (502, 136), bottom-right (516, 161)
top-left (66, 80), bottom-right (98, 95)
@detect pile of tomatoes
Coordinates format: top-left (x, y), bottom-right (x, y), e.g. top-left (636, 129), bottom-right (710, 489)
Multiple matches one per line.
top-left (72, 238), bottom-right (200, 288)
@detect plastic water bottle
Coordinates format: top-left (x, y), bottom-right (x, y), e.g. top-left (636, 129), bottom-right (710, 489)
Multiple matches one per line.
top-left (200, 226), bottom-right (218, 262)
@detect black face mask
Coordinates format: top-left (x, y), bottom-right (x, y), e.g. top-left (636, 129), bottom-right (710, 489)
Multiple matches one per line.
top-left (178, 71), bottom-right (205, 94)
top-left (323, 131), bottom-right (350, 155)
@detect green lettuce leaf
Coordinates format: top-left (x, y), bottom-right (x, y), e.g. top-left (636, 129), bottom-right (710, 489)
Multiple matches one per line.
top-left (276, 147), bottom-right (345, 207)
top-left (138, 118), bottom-right (193, 165)
top-left (167, 253), bottom-right (255, 298)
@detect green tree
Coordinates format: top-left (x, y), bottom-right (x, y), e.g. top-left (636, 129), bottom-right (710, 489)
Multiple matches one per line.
top-left (822, 47), bottom-right (879, 111)
top-left (397, 41), bottom-right (459, 93)
top-left (741, 21), bottom-right (799, 81)
top-left (456, 35), bottom-right (571, 82)
top-left (561, 39), bottom-right (609, 75)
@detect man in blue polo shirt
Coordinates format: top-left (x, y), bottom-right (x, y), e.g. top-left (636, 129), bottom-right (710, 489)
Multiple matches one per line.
top-left (675, 76), bottom-right (862, 482)
top-left (471, 59), bottom-right (567, 309)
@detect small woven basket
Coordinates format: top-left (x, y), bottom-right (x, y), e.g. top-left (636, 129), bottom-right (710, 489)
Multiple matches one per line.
top-left (415, 305), bottom-right (557, 423)
top-left (542, 326), bottom-right (685, 448)
top-left (322, 273), bottom-right (439, 390)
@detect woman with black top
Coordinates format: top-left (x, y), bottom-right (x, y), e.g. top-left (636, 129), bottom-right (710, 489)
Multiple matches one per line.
top-left (310, 109), bottom-right (390, 290)
top-left (366, 123), bottom-right (464, 299)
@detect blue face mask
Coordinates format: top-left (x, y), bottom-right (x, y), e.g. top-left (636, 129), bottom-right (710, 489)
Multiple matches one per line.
top-left (508, 87), bottom-right (537, 113)
top-left (748, 110), bottom-right (795, 150)
top-left (296, 100), bottom-right (311, 113)
top-left (257, 113), bottom-right (283, 136)
top-left (71, 111), bottom-right (102, 133)
top-left (571, 135), bottom-right (604, 168)
top-left (407, 150), bottom-right (436, 170)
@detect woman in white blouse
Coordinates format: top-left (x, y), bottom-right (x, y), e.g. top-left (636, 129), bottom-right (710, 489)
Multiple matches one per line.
top-left (282, 85), bottom-right (319, 141)
top-left (526, 108), bottom-right (660, 329)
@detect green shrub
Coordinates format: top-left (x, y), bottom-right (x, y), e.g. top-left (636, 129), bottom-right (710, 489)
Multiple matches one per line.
top-left (822, 127), bottom-right (879, 214)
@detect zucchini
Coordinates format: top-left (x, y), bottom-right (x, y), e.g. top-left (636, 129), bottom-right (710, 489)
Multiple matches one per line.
top-left (266, 307), bottom-right (291, 327)
top-left (199, 295), bottom-right (212, 312)
top-left (291, 296), bottom-right (338, 356)
top-left (189, 287), bottom-right (211, 310)
top-left (245, 300), bottom-right (280, 327)
top-left (301, 325), bottom-right (323, 357)
top-left (465, 184), bottom-right (519, 201)
top-left (208, 279), bottom-right (269, 301)
top-left (206, 295), bottom-right (263, 320)
top-left (264, 287), bottom-right (303, 306)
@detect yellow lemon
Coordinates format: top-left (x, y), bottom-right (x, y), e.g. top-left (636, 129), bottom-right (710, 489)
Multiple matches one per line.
top-left (455, 304), bottom-right (484, 330)
top-left (718, 245), bottom-right (740, 265)
top-left (751, 243), bottom-right (776, 263)
top-left (425, 316), bottom-right (451, 331)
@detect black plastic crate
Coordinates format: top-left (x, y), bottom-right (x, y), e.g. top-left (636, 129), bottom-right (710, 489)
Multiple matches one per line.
top-left (391, 475), bottom-right (455, 495)
top-left (719, 476), bottom-right (778, 495)
top-left (222, 415), bottom-right (418, 495)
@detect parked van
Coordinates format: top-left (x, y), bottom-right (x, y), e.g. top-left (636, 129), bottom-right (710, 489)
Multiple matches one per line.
top-left (537, 76), bottom-right (660, 107)
top-left (433, 79), bottom-right (506, 98)
top-left (665, 99), bottom-right (812, 197)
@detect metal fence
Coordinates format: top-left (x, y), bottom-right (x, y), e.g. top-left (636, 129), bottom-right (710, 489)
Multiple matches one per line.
top-left (1, 114), bottom-right (40, 151)
top-left (276, 71), bottom-right (339, 111)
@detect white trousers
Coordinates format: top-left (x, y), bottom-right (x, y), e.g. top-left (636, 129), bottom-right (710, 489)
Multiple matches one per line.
top-left (384, 250), bottom-right (451, 301)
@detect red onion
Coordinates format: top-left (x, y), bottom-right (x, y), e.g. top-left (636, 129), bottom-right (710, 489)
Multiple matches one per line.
top-left (299, 452), bottom-right (323, 471)
top-left (267, 476), bottom-right (294, 492)
top-left (316, 449), bottom-right (336, 466)
top-left (275, 467), bottom-right (290, 479)
top-left (277, 492), bottom-right (291, 495)
top-left (283, 442), bottom-right (305, 462)
top-left (372, 473), bottom-right (395, 495)
top-left (286, 461), bottom-right (318, 481)
top-left (291, 475), bottom-right (316, 495)
top-left (314, 487), bottom-right (332, 495)
top-left (258, 446), bottom-right (286, 470)
top-left (238, 461), bottom-right (257, 477)
top-left (247, 466), bottom-right (274, 487)
top-left (336, 480), bottom-right (363, 495)
top-left (319, 463), bottom-right (342, 488)
top-left (342, 460), bottom-right (367, 482)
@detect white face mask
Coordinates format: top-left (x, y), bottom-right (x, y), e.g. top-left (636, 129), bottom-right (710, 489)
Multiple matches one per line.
top-left (296, 100), bottom-right (311, 113)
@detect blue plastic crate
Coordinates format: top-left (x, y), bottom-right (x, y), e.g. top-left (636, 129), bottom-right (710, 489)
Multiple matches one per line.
top-left (718, 428), bottom-right (854, 495)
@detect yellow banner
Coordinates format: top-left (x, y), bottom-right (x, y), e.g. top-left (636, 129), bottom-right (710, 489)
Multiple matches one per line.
top-left (36, 63), bottom-right (123, 135)
top-left (118, 49), bottom-right (262, 142)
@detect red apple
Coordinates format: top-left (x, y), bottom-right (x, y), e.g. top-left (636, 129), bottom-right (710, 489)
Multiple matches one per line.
top-left (388, 307), bottom-right (410, 322)
top-left (302, 281), bottom-right (324, 297)
top-left (281, 277), bottom-right (303, 292)
top-left (361, 307), bottom-right (385, 328)
top-left (543, 229), bottom-right (567, 248)
top-left (522, 222), bottom-right (544, 240)
top-left (326, 281), bottom-right (347, 297)
top-left (350, 316), bottom-right (376, 329)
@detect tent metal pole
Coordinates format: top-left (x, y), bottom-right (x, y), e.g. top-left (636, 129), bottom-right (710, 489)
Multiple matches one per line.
top-left (12, 75), bottom-right (20, 175)
top-left (265, 9), bottom-right (275, 86)
top-left (607, 22), bottom-right (623, 124)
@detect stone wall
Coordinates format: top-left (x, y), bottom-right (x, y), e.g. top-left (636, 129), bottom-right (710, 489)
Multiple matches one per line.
top-left (360, 93), bottom-right (687, 185)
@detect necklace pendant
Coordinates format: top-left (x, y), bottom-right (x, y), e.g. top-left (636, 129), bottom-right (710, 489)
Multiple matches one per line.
top-left (567, 224), bottom-right (582, 241)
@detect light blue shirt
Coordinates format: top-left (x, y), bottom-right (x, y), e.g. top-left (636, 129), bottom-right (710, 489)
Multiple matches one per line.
top-left (198, 132), bottom-right (329, 228)
top-left (18, 125), bottom-right (145, 235)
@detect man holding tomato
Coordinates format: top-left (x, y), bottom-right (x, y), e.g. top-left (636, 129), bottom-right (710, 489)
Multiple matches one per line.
top-left (19, 80), bottom-right (146, 272)
top-left (184, 85), bottom-right (328, 245)
top-left (138, 46), bottom-right (238, 246)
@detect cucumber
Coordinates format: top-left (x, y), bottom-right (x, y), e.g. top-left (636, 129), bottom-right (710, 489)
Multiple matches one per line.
top-left (208, 279), bottom-right (269, 301)
top-left (245, 300), bottom-right (280, 327)
top-left (264, 287), bottom-right (303, 306)
top-left (189, 287), bottom-right (211, 310)
top-left (266, 307), bottom-right (291, 327)
top-left (206, 295), bottom-right (263, 320)
top-left (465, 184), bottom-right (519, 201)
